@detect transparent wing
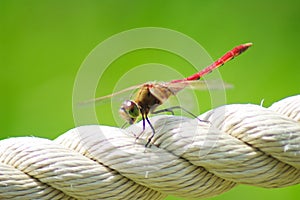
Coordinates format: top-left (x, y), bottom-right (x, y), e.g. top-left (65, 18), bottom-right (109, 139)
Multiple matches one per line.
top-left (163, 80), bottom-right (233, 94)
top-left (148, 80), bottom-right (232, 103)
top-left (79, 83), bottom-right (144, 106)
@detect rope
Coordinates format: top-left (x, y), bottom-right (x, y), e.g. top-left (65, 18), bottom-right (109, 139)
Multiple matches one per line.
top-left (1, 95), bottom-right (300, 200)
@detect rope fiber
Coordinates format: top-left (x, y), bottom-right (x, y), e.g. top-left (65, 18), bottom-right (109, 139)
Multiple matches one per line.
top-left (1, 95), bottom-right (300, 199)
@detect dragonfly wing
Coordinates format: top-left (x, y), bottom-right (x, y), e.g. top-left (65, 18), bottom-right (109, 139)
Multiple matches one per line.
top-left (79, 83), bottom-right (144, 106)
top-left (149, 83), bottom-right (175, 103)
top-left (165, 80), bottom-right (233, 92)
top-left (148, 80), bottom-right (231, 104)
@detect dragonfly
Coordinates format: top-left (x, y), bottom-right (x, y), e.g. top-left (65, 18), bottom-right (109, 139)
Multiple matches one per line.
top-left (88, 43), bottom-right (252, 147)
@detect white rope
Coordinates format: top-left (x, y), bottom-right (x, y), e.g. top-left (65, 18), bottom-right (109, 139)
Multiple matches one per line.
top-left (1, 95), bottom-right (300, 200)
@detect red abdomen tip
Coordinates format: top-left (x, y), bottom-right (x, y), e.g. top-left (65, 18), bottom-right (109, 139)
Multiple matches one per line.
top-left (240, 43), bottom-right (253, 52)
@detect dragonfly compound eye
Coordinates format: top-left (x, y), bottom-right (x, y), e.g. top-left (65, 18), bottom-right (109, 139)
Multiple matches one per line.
top-left (126, 101), bottom-right (139, 118)
top-left (119, 100), bottom-right (140, 124)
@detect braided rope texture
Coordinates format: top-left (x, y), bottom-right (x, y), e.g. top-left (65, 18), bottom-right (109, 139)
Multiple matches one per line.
top-left (0, 95), bottom-right (300, 199)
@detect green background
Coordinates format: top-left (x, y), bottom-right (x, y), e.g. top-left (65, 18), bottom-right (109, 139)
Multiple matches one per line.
top-left (1, 0), bottom-right (299, 199)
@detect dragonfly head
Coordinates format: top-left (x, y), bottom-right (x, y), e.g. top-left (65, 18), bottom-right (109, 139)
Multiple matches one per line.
top-left (119, 100), bottom-right (140, 124)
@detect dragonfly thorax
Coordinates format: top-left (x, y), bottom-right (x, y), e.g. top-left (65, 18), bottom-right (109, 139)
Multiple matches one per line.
top-left (119, 100), bottom-right (140, 124)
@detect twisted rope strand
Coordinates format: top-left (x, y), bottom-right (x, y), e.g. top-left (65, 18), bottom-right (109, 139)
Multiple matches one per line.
top-left (0, 95), bottom-right (300, 199)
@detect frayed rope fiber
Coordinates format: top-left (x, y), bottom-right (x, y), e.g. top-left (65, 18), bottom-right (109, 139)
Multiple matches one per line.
top-left (1, 95), bottom-right (300, 200)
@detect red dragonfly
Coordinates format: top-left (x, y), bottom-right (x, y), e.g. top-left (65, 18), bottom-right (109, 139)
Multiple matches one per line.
top-left (89, 43), bottom-right (252, 146)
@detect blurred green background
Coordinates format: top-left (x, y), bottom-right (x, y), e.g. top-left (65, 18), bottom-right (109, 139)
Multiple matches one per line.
top-left (1, 0), bottom-right (299, 199)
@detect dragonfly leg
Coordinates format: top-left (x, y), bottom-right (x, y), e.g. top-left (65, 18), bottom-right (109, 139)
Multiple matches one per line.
top-left (153, 106), bottom-right (210, 124)
top-left (134, 114), bottom-right (155, 147)
top-left (152, 108), bottom-right (175, 115)
top-left (121, 122), bottom-right (127, 129)
top-left (135, 114), bottom-right (146, 139)
top-left (145, 115), bottom-right (155, 147)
